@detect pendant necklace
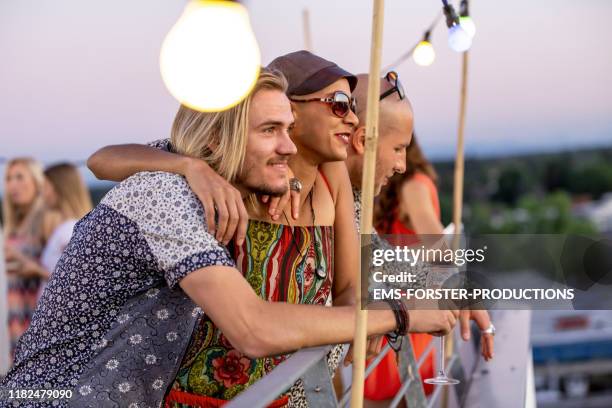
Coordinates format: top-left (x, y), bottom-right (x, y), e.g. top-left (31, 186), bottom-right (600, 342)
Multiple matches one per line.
top-left (282, 183), bottom-right (326, 280)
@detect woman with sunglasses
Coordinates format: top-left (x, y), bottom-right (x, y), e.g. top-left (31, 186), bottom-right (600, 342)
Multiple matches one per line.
top-left (86, 52), bottom-right (390, 406)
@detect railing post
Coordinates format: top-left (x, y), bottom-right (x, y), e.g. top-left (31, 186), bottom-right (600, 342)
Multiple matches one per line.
top-left (226, 346), bottom-right (332, 408)
top-left (397, 336), bottom-right (428, 407)
top-left (302, 358), bottom-right (338, 407)
top-left (448, 347), bottom-right (469, 405)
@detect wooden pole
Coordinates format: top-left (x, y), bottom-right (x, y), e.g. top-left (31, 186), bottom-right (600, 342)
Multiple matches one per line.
top-left (302, 9), bottom-right (313, 52)
top-left (351, 0), bottom-right (384, 406)
top-left (452, 51), bottom-right (469, 251)
top-left (445, 49), bottom-right (469, 408)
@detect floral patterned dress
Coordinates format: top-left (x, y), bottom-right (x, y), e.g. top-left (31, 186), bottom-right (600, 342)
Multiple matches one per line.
top-left (166, 220), bottom-right (340, 407)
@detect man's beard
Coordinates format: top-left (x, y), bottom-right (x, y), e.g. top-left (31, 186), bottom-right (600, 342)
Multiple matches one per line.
top-left (246, 181), bottom-right (287, 197)
top-left (236, 158), bottom-right (289, 197)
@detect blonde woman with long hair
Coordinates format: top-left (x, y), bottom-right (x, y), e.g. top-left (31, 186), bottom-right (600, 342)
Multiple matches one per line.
top-left (2, 157), bottom-right (60, 360)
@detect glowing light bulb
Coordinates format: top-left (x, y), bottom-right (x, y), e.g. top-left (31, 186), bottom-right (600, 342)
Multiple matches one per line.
top-left (459, 16), bottom-right (476, 38)
top-left (448, 24), bottom-right (472, 52)
top-left (413, 41), bottom-right (436, 66)
top-left (160, 1), bottom-right (261, 112)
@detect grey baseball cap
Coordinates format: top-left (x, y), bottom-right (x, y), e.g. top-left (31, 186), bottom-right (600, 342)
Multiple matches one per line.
top-left (267, 50), bottom-right (357, 96)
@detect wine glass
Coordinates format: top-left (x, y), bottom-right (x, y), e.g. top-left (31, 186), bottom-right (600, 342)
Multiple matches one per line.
top-left (424, 334), bottom-right (459, 385)
top-left (424, 264), bottom-right (460, 386)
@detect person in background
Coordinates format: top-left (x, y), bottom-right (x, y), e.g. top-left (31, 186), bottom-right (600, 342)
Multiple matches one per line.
top-left (38, 163), bottom-right (93, 297)
top-left (2, 158), bottom-right (60, 361)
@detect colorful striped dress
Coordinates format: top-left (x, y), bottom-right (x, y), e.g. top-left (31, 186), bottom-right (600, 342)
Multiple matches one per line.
top-left (165, 220), bottom-right (339, 407)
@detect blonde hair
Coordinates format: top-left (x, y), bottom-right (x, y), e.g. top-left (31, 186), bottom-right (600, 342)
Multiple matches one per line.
top-left (44, 163), bottom-right (93, 220)
top-left (2, 157), bottom-right (46, 237)
top-left (170, 68), bottom-right (288, 182)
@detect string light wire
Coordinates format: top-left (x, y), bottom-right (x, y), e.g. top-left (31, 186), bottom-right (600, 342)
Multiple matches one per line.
top-left (383, 9), bottom-right (443, 71)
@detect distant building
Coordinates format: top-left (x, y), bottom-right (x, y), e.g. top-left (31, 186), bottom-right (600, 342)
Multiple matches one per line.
top-left (574, 192), bottom-right (612, 235)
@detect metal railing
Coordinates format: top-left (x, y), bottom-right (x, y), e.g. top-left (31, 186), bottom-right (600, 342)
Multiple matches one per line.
top-left (227, 309), bottom-right (533, 408)
top-left (228, 330), bottom-right (465, 408)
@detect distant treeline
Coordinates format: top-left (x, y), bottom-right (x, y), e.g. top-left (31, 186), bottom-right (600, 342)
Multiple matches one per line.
top-left (433, 146), bottom-right (612, 233)
top-left (435, 146), bottom-right (612, 213)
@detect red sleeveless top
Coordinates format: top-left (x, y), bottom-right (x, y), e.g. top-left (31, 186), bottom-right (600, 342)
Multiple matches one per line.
top-left (388, 172), bottom-right (440, 235)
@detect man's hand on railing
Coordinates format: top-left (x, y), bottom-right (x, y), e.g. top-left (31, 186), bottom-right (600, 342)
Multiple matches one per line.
top-left (459, 309), bottom-right (494, 361)
top-left (342, 335), bottom-right (385, 366)
top-left (407, 309), bottom-right (460, 336)
top-left (341, 308), bottom-right (460, 366)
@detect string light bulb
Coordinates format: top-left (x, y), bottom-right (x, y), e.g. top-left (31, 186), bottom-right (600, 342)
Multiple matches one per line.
top-left (160, 1), bottom-right (261, 112)
top-left (459, 16), bottom-right (476, 39)
top-left (448, 24), bottom-right (472, 52)
top-left (442, 1), bottom-right (472, 52)
top-left (412, 31), bottom-right (436, 66)
top-left (459, 0), bottom-right (476, 38)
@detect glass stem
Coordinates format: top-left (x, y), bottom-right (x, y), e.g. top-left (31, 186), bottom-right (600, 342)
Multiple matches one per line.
top-left (439, 335), bottom-right (446, 376)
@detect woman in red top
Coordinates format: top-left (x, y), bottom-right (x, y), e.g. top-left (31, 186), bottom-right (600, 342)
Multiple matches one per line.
top-left (372, 134), bottom-right (443, 398)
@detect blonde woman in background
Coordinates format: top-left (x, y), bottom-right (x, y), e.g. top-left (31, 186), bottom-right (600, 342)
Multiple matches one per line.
top-left (2, 158), bottom-right (59, 360)
top-left (4, 161), bottom-right (91, 362)
top-left (38, 163), bottom-right (92, 297)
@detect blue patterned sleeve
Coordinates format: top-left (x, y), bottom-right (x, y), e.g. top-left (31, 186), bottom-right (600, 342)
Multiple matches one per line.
top-left (102, 171), bottom-right (235, 288)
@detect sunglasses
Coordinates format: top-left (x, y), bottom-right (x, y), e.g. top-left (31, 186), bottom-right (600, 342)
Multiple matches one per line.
top-left (380, 71), bottom-right (405, 101)
top-left (290, 91), bottom-right (357, 118)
